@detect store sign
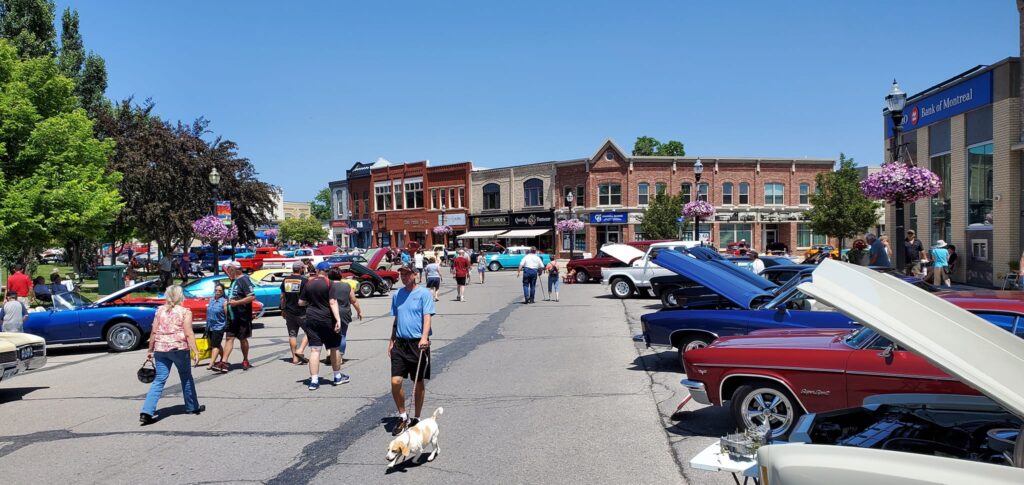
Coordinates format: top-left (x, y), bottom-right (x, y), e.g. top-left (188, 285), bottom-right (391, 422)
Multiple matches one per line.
top-left (330, 220), bottom-right (348, 228)
top-left (590, 212), bottom-right (628, 224)
top-left (470, 215), bottom-right (509, 228)
top-left (511, 211), bottom-right (554, 228)
top-left (885, 71), bottom-right (992, 138)
top-left (439, 213), bottom-right (467, 226)
top-left (355, 221), bottom-right (366, 229)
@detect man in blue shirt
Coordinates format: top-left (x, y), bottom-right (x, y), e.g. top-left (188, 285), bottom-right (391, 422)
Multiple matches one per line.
top-left (867, 233), bottom-right (891, 268)
top-left (388, 263), bottom-right (435, 436)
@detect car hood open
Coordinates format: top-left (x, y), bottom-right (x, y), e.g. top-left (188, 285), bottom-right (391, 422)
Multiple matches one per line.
top-left (600, 244), bottom-right (646, 265)
top-left (797, 259), bottom-right (1024, 418)
top-left (654, 250), bottom-right (773, 309)
top-left (94, 279), bottom-right (157, 305)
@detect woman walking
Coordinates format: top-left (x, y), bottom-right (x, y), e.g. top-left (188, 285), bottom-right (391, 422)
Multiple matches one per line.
top-left (206, 284), bottom-right (228, 373)
top-left (424, 257), bottom-right (442, 301)
top-left (140, 285), bottom-right (205, 425)
top-left (477, 252), bottom-right (487, 284)
top-left (544, 260), bottom-right (561, 302)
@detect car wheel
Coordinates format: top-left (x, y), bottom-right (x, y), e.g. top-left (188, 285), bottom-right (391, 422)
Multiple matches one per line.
top-left (660, 286), bottom-right (681, 308)
top-left (574, 269), bottom-right (590, 284)
top-left (675, 335), bottom-right (712, 367)
top-left (358, 282), bottom-right (375, 298)
top-left (730, 383), bottom-right (803, 439)
top-left (106, 322), bottom-right (142, 352)
top-left (610, 278), bottom-right (634, 298)
top-left (488, 261), bottom-right (501, 272)
top-left (383, 278), bottom-right (395, 290)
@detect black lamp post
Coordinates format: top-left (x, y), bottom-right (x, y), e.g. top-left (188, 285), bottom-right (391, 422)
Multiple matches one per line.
top-left (440, 203), bottom-right (447, 250)
top-left (347, 209), bottom-right (353, 248)
top-left (693, 159), bottom-right (703, 244)
top-left (209, 167), bottom-right (221, 275)
top-left (566, 191), bottom-right (575, 261)
top-left (886, 79), bottom-right (908, 272)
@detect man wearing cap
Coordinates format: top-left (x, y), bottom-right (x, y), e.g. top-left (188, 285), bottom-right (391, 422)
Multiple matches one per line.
top-left (222, 261), bottom-right (256, 370)
top-left (299, 261), bottom-right (344, 390)
top-left (388, 262), bottom-right (435, 436)
top-left (281, 262), bottom-right (309, 365)
top-left (903, 230), bottom-right (925, 276)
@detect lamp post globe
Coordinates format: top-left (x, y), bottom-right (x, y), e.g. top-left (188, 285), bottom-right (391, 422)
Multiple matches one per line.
top-left (693, 159), bottom-right (703, 244)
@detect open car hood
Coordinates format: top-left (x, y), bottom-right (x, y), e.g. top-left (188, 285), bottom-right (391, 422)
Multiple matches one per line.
top-left (95, 279), bottom-right (157, 305)
top-left (797, 259), bottom-right (1024, 418)
top-left (653, 250), bottom-right (773, 309)
top-left (600, 244), bottom-right (646, 265)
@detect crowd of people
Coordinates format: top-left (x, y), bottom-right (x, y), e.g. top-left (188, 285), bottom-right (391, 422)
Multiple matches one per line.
top-left (837, 230), bottom-right (956, 288)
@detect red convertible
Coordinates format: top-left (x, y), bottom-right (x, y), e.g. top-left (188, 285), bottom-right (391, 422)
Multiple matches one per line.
top-left (681, 288), bottom-right (1024, 438)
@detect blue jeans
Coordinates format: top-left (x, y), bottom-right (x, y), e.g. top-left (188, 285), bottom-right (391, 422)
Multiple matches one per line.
top-left (522, 268), bottom-right (538, 301)
top-left (141, 350), bottom-right (200, 416)
top-left (548, 274), bottom-right (561, 293)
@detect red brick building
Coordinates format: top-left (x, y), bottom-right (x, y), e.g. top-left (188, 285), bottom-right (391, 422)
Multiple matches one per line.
top-left (369, 161), bottom-right (472, 248)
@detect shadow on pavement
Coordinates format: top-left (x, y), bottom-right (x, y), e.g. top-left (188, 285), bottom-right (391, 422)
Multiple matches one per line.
top-left (666, 405), bottom-right (734, 438)
top-left (0, 386), bottom-right (49, 402)
top-left (46, 343), bottom-right (116, 356)
top-left (627, 351), bottom-right (682, 374)
top-left (384, 453), bottom-right (435, 474)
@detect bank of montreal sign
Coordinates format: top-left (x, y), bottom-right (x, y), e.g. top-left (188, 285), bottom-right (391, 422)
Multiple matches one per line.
top-left (885, 71), bottom-right (992, 138)
top-left (590, 212), bottom-right (628, 224)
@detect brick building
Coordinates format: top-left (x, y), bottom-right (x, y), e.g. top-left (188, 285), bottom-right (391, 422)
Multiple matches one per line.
top-left (345, 161), bottom-right (376, 249)
top-left (369, 161), bottom-right (472, 248)
top-left (463, 161), bottom-right (565, 251)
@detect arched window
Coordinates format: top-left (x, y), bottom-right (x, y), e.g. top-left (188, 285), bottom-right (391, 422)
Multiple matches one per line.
top-left (739, 183), bottom-right (749, 205)
top-left (523, 178), bottom-right (544, 207)
top-left (637, 182), bottom-right (650, 205)
top-left (722, 182), bottom-right (733, 205)
top-left (483, 183), bottom-right (501, 210)
top-left (681, 183), bottom-right (692, 203)
top-left (800, 183), bottom-right (810, 205)
top-left (697, 183), bottom-right (709, 202)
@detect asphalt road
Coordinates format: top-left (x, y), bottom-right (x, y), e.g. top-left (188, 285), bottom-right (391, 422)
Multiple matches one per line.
top-left (0, 271), bottom-right (733, 484)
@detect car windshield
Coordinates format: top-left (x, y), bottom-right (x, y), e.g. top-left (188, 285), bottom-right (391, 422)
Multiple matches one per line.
top-left (842, 326), bottom-right (874, 348)
top-left (52, 291), bottom-right (92, 310)
top-left (757, 284), bottom-right (831, 312)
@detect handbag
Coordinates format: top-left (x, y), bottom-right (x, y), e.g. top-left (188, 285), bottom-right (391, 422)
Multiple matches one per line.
top-left (192, 328), bottom-right (212, 361)
top-left (137, 358), bottom-right (156, 384)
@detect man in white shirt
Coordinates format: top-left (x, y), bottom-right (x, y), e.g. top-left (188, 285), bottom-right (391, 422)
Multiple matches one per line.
top-left (749, 250), bottom-right (765, 275)
top-left (413, 250), bottom-right (425, 283)
top-left (517, 249), bottom-right (545, 304)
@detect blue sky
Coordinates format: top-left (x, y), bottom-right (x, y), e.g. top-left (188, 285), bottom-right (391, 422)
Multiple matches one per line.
top-left (59, 1), bottom-right (1018, 201)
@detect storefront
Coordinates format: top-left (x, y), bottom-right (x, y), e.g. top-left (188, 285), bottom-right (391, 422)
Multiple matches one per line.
top-left (350, 219), bottom-right (372, 248)
top-left (467, 210), bottom-right (555, 252)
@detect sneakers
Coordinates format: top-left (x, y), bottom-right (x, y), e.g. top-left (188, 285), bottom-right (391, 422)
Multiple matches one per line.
top-left (242, 360), bottom-right (251, 370)
top-left (188, 404), bottom-right (206, 415)
top-left (139, 413), bottom-right (156, 425)
top-left (308, 380), bottom-right (320, 391)
top-left (332, 373), bottom-right (351, 386)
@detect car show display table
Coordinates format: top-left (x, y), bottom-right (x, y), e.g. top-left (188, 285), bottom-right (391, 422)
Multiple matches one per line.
top-left (689, 441), bottom-right (762, 485)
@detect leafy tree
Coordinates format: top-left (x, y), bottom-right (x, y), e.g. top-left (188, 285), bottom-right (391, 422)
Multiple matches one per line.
top-left (0, 0), bottom-right (56, 58)
top-left (640, 194), bottom-right (683, 239)
top-left (632, 136), bottom-right (659, 156)
top-left (57, 7), bottom-right (82, 78)
top-left (657, 140), bottom-right (685, 156)
top-left (77, 52), bottom-right (107, 117)
top-left (279, 215), bottom-right (326, 245)
top-left (310, 187), bottom-right (331, 221)
top-left (805, 153), bottom-right (881, 249)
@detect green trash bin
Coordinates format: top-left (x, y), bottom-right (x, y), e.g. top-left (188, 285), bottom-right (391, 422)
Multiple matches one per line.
top-left (97, 265), bottom-right (127, 295)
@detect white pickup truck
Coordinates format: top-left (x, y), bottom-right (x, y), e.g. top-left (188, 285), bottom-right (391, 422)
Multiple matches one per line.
top-left (260, 248), bottom-right (327, 269)
top-left (600, 241), bottom-right (702, 298)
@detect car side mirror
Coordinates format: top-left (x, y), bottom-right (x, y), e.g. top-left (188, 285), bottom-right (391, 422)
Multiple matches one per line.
top-left (877, 344), bottom-right (895, 359)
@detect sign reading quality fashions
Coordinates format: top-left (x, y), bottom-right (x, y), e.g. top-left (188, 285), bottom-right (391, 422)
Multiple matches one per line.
top-left (469, 211), bottom-right (554, 229)
top-left (885, 71), bottom-right (993, 137)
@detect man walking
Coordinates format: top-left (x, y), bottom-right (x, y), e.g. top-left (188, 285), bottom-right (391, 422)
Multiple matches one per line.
top-left (281, 262), bottom-right (309, 365)
top-left (389, 263), bottom-right (435, 436)
top-left (451, 249), bottom-right (470, 302)
top-left (158, 253), bottom-right (174, 290)
top-left (1, 290), bottom-right (28, 333)
top-left (299, 262), bottom-right (345, 390)
top-left (221, 262), bottom-right (255, 371)
top-left (748, 250), bottom-right (765, 274)
top-left (328, 267), bottom-right (362, 376)
top-left (867, 233), bottom-right (890, 267)
top-left (903, 230), bottom-right (925, 276)
top-left (6, 264), bottom-right (31, 305)
top-left (517, 248), bottom-right (544, 304)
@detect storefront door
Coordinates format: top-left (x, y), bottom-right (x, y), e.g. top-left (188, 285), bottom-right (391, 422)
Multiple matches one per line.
top-left (765, 225), bottom-right (778, 246)
top-left (597, 225), bottom-right (622, 246)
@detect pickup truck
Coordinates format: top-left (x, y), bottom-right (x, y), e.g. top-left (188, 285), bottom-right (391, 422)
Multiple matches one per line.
top-left (260, 248), bottom-right (327, 270)
top-left (600, 241), bottom-right (702, 298)
top-left (484, 246), bottom-right (551, 272)
top-left (237, 247), bottom-right (286, 272)
top-left (566, 240), bottom-right (672, 283)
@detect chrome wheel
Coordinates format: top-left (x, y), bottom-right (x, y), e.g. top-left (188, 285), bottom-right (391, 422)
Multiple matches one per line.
top-left (488, 261), bottom-right (501, 272)
top-left (574, 270), bottom-right (589, 284)
top-left (736, 386), bottom-right (796, 437)
top-left (684, 339), bottom-right (709, 352)
top-left (106, 323), bottom-right (141, 352)
top-left (611, 279), bottom-right (633, 298)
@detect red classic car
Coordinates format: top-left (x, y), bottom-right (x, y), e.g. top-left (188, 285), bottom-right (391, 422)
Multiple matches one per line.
top-left (680, 290), bottom-right (1024, 438)
top-left (566, 240), bottom-right (670, 283)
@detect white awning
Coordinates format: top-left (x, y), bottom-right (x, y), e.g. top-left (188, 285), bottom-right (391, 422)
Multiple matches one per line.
top-left (456, 230), bottom-right (508, 238)
top-left (501, 229), bottom-right (551, 238)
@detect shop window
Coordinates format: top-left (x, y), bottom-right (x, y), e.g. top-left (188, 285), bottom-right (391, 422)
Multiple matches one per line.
top-left (718, 223), bottom-right (753, 249)
top-left (405, 181), bottom-right (423, 209)
top-left (764, 182), bottom-right (784, 206)
top-left (483, 183), bottom-right (501, 210)
top-left (638, 183), bottom-right (649, 206)
top-left (930, 153), bottom-right (952, 243)
top-left (561, 227), bottom-right (586, 252)
top-left (799, 183), bottom-right (810, 205)
top-left (739, 183), bottom-right (749, 205)
top-left (680, 222), bottom-right (712, 241)
top-left (375, 183), bottom-right (391, 211)
top-left (458, 187), bottom-right (465, 208)
top-left (524, 178), bottom-right (544, 207)
top-left (681, 183), bottom-right (692, 204)
top-left (697, 183), bottom-right (709, 202)
top-left (722, 182), bottom-right (733, 205)
top-left (655, 182), bottom-right (667, 197)
top-left (598, 183), bottom-right (622, 206)
top-left (797, 223), bottom-right (827, 247)
top-left (393, 181), bottom-right (404, 210)
top-left (576, 185), bottom-right (585, 206)
top-left (967, 143), bottom-right (993, 225)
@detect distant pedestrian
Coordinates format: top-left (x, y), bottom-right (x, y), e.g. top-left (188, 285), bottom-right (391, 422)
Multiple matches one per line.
top-left (158, 254), bottom-right (174, 290)
top-left (544, 260), bottom-right (561, 302)
top-left (517, 249), bottom-right (544, 304)
top-left (179, 253), bottom-right (191, 283)
top-left (945, 244), bottom-right (958, 286)
top-left (328, 267), bottom-right (363, 377)
top-left (930, 240), bottom-right (950, 288)
top-left (476, 251), bottom-right (487, 284)
top-left (388, 263), bottom-right (435, 436)
top-left (414, 249), bottom-right (425, 283)
top-left (442, 246), bottom-right (449, 267)
top-left (451, 249), bottom-right (470, 302)
top-left (867, 233), bottom-right (890, 268)
top-left (299, 262), bottom-right (344, 390)
top-left (221, 262), bottom-right (255, 371)
top-left (748, 250), bottom-right (765, 274)
top-left (6, 264), bottom-right (31, 305)
top-left (205, 284), bottom-right (228, 372)
top-left (401, 250), bottom-right (411, 267)
top-left (281, 262), bottom-right (309, 365)
top-left (140, 285), bottom-right (205, 425)
top-left (880, 236), bottom-right (893, 263)
top-left (903, 230), bottom-right (925, 276)
top-left (1, 290), bottom-right (28, 332)
top-left (846, 240), bottom-right (869, 266)
top-left (424, 257), bottom-right (442, 301)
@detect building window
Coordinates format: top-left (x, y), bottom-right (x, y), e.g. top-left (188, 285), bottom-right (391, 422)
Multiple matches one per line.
top-left (718, 223), bottom-right (753, 249)
top-left (405, 181), bottom-right (423, 209)
top-left (374, 183), bottom-right (391, 211)
top-left (797, 223), bottom-right (827, 247)
top-left (799, 183), bottom-right (810, 205)
top-left (483, 183), bottom-right (501, 210)
top-left (637, 183), bottom-right (649, 206)
top-left (560, 224), bottom-right (586, 252)
top-left (681, 183), bottom-right (691, 204)
top-left (655, 182), bottom-right (667, 197)
top-left (764, 183), bottom-right (784, 206)
top-left (459, 187), bottom-right (465, 208)
top-left (352, 199), bottom-right (359, 217)
top-left (739, 183), bottom-right (749, 205)
top-left (697, 183), bottom-right (709, 202)
top-left (930, 153), bottom-right (952, 243)
top-left (722, 182), bottom-right (733, 205)
top-left (598, 183), bottom-right (622, 206)
top-left (524, 178), bottom-right (544, 207)
top-left (393, 181), bottom-right (404, 210)
top-left (440, 188), bottom-right (448, 209)
top-left (605, 151), bottom-right (614, 161)
top-left (448, 188), bottom-right (457, 209)
top-left (968, 143), bottom-right (993, 225)
top-left (681, 222), bottom-right (712, 241)
top-left (576, 185), bottom-right (584, 206)
top-left (363, 192), bottom-right (369, 216)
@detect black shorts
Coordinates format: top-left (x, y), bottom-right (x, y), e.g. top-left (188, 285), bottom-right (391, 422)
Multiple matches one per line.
top-left (391, 338), bottom-right (430, 380)
top-left (226, 314), bottom-right (252, 339)
top-left (284, 313), bottom-right (306, 337)
top-left (306, 318), bottom-right (341, 349)
top-left (206, 330), bottom-right (224, 349)
top-left (455, 276), bottom-right (467, 286)
top-left (426, 277), bottom-right (440, 289)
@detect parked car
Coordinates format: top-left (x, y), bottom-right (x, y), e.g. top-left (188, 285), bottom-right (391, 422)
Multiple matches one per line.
top-left (236, 247), bottom-right (287, 272)
top-left (601, 241), bottom-right (703, 298)
top-left (726, 255), bottom-right (794, 272)
top-left (566, 240), bottom-right (672, 283)
top-left (118, 280), bottom-right (265, 327)
top-left (753, 260), bottom-right (1024, 481)
top-left (0, 332), bottom-right (46, 382)
top-left (652, 246), bottom-right (780, 309)
top-left (361, 248), bottom-right (394, 271)
top-left (801, 244), bottom-right (839, 263)
top-left (483, 246), bottom-right (552, 272)
top-left (758, 264), bottom-right (816, 285)
top-left (249, 268), bottom-right (293, 284)
top-left (171, 274), bottom-right (280, 313)
top-left (332, 261), bottom-right (395, 297)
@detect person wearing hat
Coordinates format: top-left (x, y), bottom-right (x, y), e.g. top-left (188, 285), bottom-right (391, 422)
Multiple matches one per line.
top-left (299, 261), bottom-right (344, 390)
top-left (903, 230), bottom-right (925, 276)
top-left (221, 261), bottom-right (255, 371)
top-left (930, 240), bottom-right (950, 287)
top-left (281, 262), bottom-right (310, 365)
top-left (388, 262), bottom-right (435, 436)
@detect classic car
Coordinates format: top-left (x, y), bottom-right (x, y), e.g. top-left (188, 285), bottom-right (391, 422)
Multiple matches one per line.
top-left (0, 332), bottom-right (46, 382)
top-left (566, 240), bottom-right (671, 284)
top-left (331, 261), bottom-right (395, 297)
top-left (651, 246), bottom-right (781, 309)
top-left (725, 255), bottom-right (795, 272)
top-left (249, 268), bottom-right (293, 284)
top-left (23, 282), bottom-right (160, 352)
top-left (753, 260), bottom-right (1024, 481)
top-left (484, 246), bottom-right (552, 272)
top-left (803, 244), bottom-right (839, 261)
top-left (119, 280), bottom-right (265, 327)
top-left (236, 247), bottom-right (287, 272)
top-left (359, 248), bottom-right (394, 271)
top-left (602, 241), bottom-right (703, 298)
top-left (173, 274), bottom-right (279, 312)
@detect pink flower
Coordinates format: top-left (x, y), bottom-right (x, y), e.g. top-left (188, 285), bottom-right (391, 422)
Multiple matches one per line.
top-left (556, 219), bottom-right (584, 233)
top-left (432, 225), bottom-right (453, 235)
top-left (192, 216), bottom-right (234, 242)
top-left (682, 200), bottom-right (716, 219)
top-left (343, 227), bottom-right (358, 235)
top-left (860, 162), bottom-right (941, 204)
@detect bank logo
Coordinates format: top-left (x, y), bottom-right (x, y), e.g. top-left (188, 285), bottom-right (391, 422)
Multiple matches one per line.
top-left (910, 105), bottom-right (919, 126)
top-left (594, 214), bottom-right (603, 223)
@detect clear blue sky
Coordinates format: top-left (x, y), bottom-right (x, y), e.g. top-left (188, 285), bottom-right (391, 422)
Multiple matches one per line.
top-left (59, 0), bottom-right (1018, 202)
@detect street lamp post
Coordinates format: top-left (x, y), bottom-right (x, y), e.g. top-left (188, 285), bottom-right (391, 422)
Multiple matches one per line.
top-left (440, 203), bottom-right (447, 250)
top-left (565, 191), bottom-right (575, 261)
top-left (346, 209), bottom-right (353, 248)
top-left (693, 159), bottom-right (703, 245)
top-left (886, 79), bottom-right (908, 271)
top-left (208, 167), bottom-right (221, 275)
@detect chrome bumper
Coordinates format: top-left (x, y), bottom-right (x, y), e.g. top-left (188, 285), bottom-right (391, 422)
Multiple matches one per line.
top-left (680, 379), bottom-right (712, 405)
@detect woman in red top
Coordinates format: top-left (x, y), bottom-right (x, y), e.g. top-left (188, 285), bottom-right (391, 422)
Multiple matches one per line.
top-left (140, 285), bottom-right (205, 425)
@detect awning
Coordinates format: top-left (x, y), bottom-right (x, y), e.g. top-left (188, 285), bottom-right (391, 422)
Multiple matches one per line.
top-left (501, 229), bottom-right (551, 238)
top-left (457, 230), bottom-right (508, 239)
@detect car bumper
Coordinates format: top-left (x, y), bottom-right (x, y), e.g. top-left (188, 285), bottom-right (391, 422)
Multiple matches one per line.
top-left (680, 379), bottom-right (711, 405)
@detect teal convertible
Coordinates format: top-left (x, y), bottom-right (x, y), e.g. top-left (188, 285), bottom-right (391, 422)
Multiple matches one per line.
top-left (484, 246), bottom-right (552, 272)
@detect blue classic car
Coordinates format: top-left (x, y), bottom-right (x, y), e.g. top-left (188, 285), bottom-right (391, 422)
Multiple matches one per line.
top-left (24, 281), bottom-right (160, 352)
top-left (179, 274), bottom-right (281, 312)
top-left (641, 250), bottom-right (855, 367)
top-left (485, 246), bottom-right (552, 271)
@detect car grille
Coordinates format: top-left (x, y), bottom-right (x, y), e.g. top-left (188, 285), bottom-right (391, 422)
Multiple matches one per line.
top-left (0, 351), bottom-right (15, 364)
top-left (32, 343), bottom-right (45, 355)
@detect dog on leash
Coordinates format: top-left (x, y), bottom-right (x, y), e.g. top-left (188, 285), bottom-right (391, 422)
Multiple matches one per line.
top-left (386, 407), bottom-right (443, 469)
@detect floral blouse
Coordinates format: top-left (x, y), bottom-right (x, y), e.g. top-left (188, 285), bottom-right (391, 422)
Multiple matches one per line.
top-left (151, 305), bottom-right (192, 352)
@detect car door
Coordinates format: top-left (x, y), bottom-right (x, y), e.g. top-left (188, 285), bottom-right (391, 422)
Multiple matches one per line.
top-left (249, 277), bottom-right (279, 310)
top-left (29, 294), bottom-right (82, 342)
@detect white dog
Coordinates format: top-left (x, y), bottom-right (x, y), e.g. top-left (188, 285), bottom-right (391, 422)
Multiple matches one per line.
top-left (386, 407), bottom-right (443, 469)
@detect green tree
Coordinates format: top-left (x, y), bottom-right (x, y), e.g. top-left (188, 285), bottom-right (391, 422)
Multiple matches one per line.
top-left (656, 140), bottom-right (685, 156)
top-left (76, 52), bottom-right (107, 117)
top-left (805, 153), bottom-right (881, 248)
top-left (310, 187), bottom-right (331, 221)
top-left (640, 193), bottom-right (683, 239)
top-left (0, 0), bottom-right (56, 58)
top-left (279, 215), bottom-right (326, 245)
top-left (57, 7), bottom-right (82, 78)
top-left (632, 136), bottom-right (660, 156)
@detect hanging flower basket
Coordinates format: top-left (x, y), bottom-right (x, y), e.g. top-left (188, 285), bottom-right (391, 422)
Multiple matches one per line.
top-left (193, 216), bottom-right (234, 242)
top-left (556, 219), bottom-right (584, 233)
top-left (264, 228), bottom-right (279, 239)
top-left (860, 162), bottom-right (941, 204)
top-left (342, 227), bottom-right (358, 235)
top-left (682, 200), bottom-right (716, 219)
top-left (432, 225), bottom-right (453, 235)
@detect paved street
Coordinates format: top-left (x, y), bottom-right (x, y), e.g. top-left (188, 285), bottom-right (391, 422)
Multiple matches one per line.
top-left (0, 271), bottom-right (732, 484)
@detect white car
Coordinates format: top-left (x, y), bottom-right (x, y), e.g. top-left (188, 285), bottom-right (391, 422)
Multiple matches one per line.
top-left (0, 332), bottom-right (47, 382)
top-left (600, 241), bottom-right (703, 298)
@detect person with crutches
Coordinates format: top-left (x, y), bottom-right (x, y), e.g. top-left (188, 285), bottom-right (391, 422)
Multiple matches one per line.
top-left (388, 262), bottom-right (436, 436)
